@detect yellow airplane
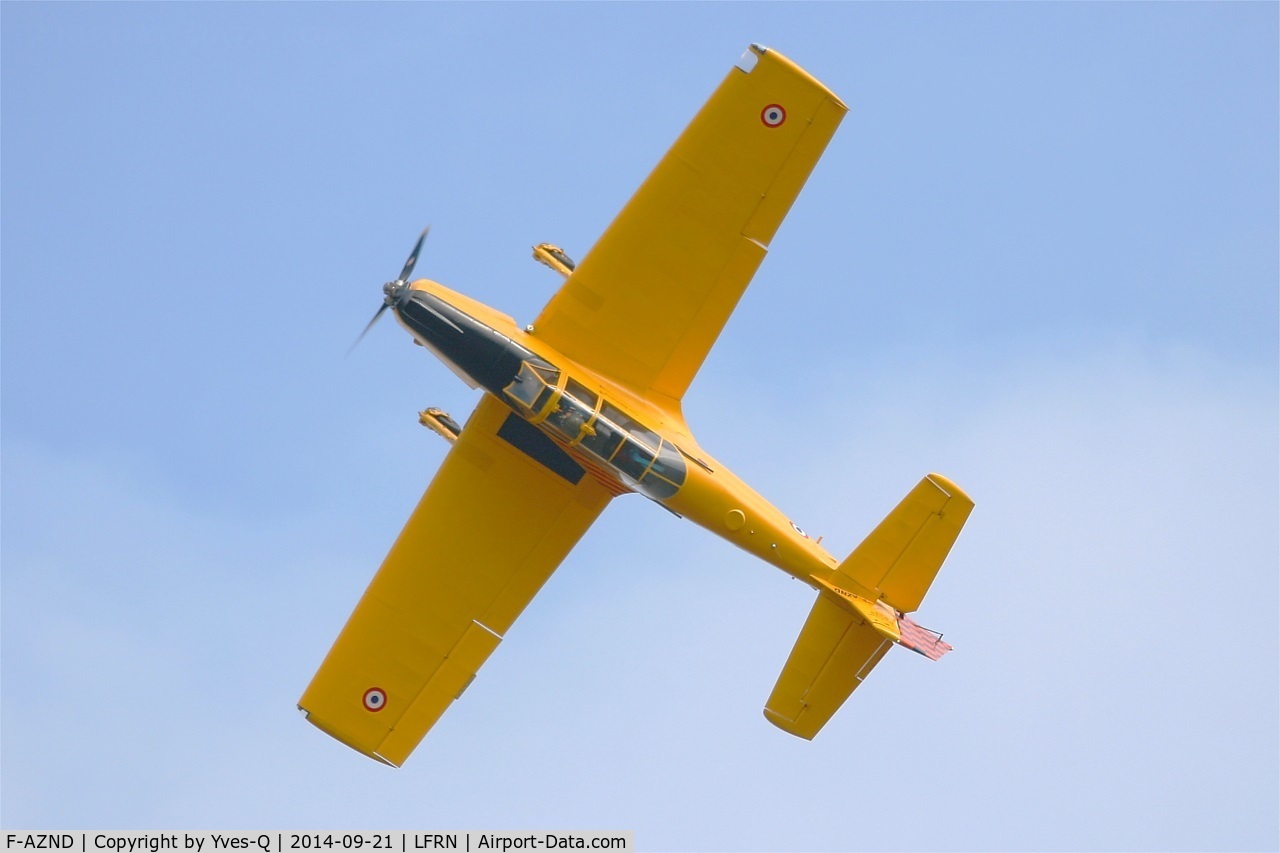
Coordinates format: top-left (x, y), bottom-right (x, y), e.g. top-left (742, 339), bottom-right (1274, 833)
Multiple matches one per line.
top-left (300, 44), bottom-right (973, 767)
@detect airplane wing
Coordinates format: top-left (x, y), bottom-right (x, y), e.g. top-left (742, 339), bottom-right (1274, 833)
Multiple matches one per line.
top-left (298, 395), bottom-right (613, 766)
top-left (532, 45), bottom-right (847, 403)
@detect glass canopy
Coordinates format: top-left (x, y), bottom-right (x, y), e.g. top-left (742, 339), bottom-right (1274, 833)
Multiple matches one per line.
top-left (503, 363), bottom-right (687, 499)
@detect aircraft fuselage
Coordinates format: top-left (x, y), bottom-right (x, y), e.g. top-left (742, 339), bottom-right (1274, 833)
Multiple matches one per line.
top-left (394, 281), bottom-right (853, 595)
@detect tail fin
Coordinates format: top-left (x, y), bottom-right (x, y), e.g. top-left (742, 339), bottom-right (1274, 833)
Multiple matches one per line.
top-left (764, 474), bottom-right (972, 739)
top-left (838, 473), bottom-right (973, 613)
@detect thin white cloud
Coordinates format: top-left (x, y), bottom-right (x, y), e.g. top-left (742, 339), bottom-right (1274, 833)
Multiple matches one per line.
top-left (4, 341), bottom-right (1275, 850)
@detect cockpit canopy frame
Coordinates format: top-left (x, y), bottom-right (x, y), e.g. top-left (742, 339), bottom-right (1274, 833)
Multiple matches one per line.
top-left (503, 360), bottom-right (686, 499)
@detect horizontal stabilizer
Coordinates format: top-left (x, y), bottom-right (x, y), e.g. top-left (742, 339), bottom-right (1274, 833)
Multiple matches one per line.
top-left (839, 473), bottom-right (973, 613)
top-left (764, 474), bottom-right (970, 739)
top-left (764, 593), bottom-right (894, 740)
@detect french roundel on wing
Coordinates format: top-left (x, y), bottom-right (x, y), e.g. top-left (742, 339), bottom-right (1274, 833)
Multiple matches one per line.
top-left (790, 520), bottom-right (809, 539)
top-left (761, 104), bottom-right (786, 127)
top-left (363, 687), bottom-right (387, 712)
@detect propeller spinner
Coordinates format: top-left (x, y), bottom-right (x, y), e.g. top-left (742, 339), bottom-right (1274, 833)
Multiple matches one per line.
top-left (347, 227), bottom-right (430, 355)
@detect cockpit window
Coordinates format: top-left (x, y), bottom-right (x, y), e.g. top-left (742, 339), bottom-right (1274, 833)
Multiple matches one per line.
top-left (504, 359), bottom-right (560, 411)
top-left (518, 372), bottom-right (687, 501)
top-left (636, 440), bottom-right (686, 499)
top-left (646, 441), bottom-right (687, 485)
top-left (529, 361), bottom-right (558, 383)
top-left (564, 378), bottom-right (597, 410)
top-left (597, 402), bottom-right (659, 450)
top-left (544, 379), bottom-right (596, 442)
top-left (579, 412), bottom-right (624, 460)
top-left (612, 438), bottom-right (656, 480)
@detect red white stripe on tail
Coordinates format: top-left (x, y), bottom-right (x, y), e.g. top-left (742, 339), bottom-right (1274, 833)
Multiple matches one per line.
top-left (895, 615), bottom-right (952, 661)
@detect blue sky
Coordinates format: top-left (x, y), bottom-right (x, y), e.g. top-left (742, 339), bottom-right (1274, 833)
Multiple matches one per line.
top-left (3, 3), bottom-right (1276, 850)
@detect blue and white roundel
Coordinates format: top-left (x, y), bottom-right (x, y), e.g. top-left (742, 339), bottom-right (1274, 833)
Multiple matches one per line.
top-left (761, 104), bottom-right (786, 127)
top-left (790, 521), bottom-right (809, 539)
top-left (363, 687), bottom-right (387, 712)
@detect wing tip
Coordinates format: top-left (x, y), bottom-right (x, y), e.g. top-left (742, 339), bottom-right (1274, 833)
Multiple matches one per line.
top-left (763, 706), bottom-right (818, 741)
top-left (925, 472), bottom-right (974, 509)
top-left (744, 43), bottom-right (849, 111)
top-left (297, 705), bottom-right (402, 768)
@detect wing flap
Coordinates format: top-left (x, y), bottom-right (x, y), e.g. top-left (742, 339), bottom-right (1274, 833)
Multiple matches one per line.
top-left (651, 236), bottom-right (767, 399)
top-left (298, 395), bottom-right (612, 766)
